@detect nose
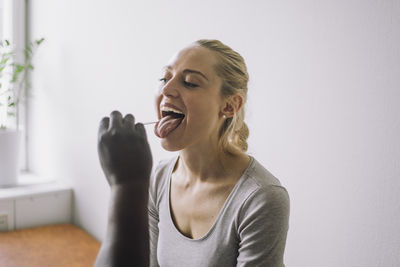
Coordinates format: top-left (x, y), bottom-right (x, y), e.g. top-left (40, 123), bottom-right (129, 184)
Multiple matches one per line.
top-left (155, 77), bottom-right (179, 119)
top-left (160, 77), bottom-right (179, 98)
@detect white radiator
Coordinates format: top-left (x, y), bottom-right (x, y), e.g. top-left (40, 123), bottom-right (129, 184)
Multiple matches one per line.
top-left (0, 173), bottom-right (72, 231)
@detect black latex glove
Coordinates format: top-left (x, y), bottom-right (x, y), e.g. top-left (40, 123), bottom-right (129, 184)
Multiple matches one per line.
top-left (97, 110), bottom-right (153, 186)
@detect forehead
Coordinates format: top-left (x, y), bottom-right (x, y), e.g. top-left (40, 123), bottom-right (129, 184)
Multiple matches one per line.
top-left (165, 46), bottom-right (218, 77)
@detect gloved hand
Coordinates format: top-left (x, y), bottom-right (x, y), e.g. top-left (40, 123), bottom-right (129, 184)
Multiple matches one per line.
top-left (97, 110), bottom-right (153, 186)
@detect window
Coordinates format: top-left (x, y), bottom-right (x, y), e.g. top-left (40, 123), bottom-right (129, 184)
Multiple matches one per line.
top-left (0, 0), bottom-right (28, 171)
top-left (0, 0), bottom-right (3, 39)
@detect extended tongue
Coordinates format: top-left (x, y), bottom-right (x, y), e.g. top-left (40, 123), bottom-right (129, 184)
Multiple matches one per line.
top-left (154, 115), bottom-right (184, 138)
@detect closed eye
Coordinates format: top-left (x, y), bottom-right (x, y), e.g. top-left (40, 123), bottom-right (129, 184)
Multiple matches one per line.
top-left (159, 77), bottom-right (198, 88)
top-left (184, 81), bottom-right (198, 88)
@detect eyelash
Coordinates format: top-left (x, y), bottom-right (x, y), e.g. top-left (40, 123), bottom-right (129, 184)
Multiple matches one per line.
top-left (183, 81), bottom-right (198, 88)
top-left (159, 78), bottom-right (198, 88)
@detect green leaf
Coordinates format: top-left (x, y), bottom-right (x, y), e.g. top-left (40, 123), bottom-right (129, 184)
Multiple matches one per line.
top-left (8, 102), bottom-right (15, 107)
top-left (11, 75), bottom-right (18, 83)
top-left (5, 40), bottom-right (10, 46)
top-left (0, 58), bottom-right (9, 64)
top-left (26, 45), bottom-right (32, 53)
top-left (10, 64), bottom-right (25, 82)
top-left (36, 38), bottom-right (45, 45)
top-left (15, 64), bottom-right (24, 72)
top-left (7, 112), bottom-right (15, 116)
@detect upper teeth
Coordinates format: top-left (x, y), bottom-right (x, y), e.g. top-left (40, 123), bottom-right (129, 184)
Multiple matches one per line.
top-left (161, 106), bottom-right (184, 114)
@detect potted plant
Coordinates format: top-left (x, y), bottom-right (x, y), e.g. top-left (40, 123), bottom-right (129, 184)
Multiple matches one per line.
top-left (0, 38), bottom-right (44, 187)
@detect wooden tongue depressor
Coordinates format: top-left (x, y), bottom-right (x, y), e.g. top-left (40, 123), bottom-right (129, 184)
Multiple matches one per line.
top-left (142, 121), bottom-right (158, 125)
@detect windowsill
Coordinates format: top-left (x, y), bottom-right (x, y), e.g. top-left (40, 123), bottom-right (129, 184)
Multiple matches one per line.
top-left (0, 172), bottom-right (71, 200)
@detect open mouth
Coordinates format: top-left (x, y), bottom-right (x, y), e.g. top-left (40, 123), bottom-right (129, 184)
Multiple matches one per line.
top-left (162, 110), bottom-right (185, 120)
top-left (154, 107), bottom-right (186, 138)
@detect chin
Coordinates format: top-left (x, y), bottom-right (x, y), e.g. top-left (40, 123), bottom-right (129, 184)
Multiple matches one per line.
top-left (160, 138), bottom-right (185, 152)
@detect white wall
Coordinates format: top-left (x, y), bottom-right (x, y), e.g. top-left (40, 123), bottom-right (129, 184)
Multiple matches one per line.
top-left (28, 1), bottom-right (400, 266)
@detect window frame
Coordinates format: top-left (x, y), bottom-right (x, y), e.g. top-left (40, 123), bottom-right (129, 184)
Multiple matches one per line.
top-left (1, 0), bottom-right (29, 171)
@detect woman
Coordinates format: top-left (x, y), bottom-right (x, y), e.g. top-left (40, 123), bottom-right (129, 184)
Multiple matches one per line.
top-left (149, 39), bottom-right (290, 266)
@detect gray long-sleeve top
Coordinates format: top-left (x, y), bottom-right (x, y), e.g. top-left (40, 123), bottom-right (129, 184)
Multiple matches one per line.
top-left (148, 156), bottom-right (290, 267)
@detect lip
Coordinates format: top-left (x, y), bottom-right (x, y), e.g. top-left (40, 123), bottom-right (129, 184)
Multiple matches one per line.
top-left (159, 102), bottom-right (185, 118)
top-left (155, 102), bottom-right (187, 138)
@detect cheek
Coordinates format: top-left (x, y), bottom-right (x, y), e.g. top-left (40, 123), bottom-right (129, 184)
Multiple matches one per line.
top-left (154, 93), bottom-right (163, 118)
top-left (188, 100), bottom-right (220, 126)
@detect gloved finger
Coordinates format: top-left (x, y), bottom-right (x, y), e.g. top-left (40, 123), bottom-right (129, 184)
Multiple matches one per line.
top-left (98, 117), bottom-right (110, 140)
top-left (110, 110), bottom-right (123, 128)
top-left (135, 123), bottom-right (148, 140)
top-left (123, 114), bottom-right (135, 130)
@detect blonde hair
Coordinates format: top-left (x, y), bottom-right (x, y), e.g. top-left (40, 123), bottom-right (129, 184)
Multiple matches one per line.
top-left (195, 39), bottom-right (250, 154)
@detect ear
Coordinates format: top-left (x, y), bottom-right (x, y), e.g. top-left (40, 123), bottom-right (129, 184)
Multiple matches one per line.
top-left (221, 94), bottom-right (243, 118)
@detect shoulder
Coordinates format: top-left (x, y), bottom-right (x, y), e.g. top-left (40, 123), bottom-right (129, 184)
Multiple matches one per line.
top-left (233, 158), bottom-right (290, 266)
top-left (149, 156), bottom-right (177, 208)
top-left (152, 156), bottom-right (176, 179)
top-left (246, 157), bottom-right (285, 188)
top-left (237, 157), bottom-right (290, 224)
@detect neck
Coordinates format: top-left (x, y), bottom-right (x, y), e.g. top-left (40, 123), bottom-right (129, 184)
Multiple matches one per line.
top-left (175, 143), bottom-right (248, 183)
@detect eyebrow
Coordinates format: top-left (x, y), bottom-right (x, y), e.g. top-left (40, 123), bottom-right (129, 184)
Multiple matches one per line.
top-left (163, 66), bottom-right (209, 81)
